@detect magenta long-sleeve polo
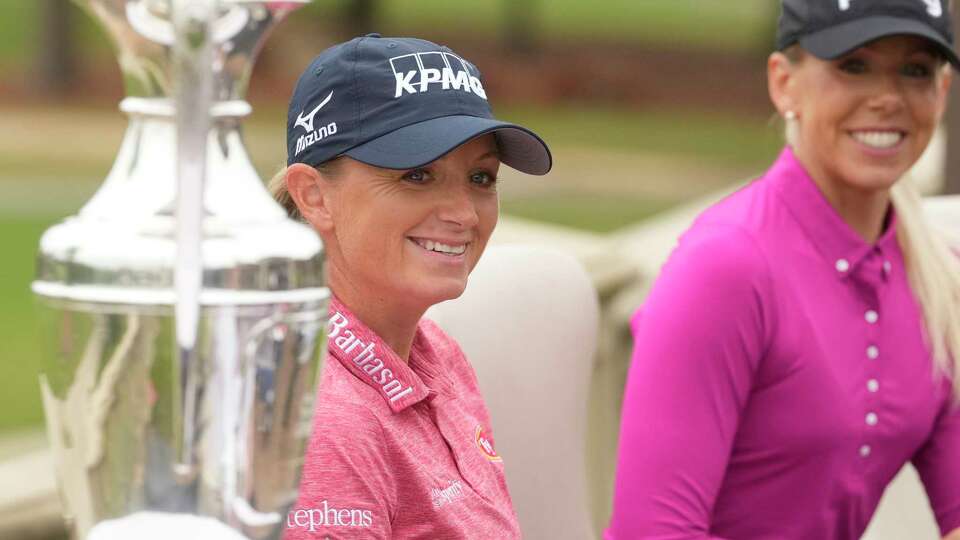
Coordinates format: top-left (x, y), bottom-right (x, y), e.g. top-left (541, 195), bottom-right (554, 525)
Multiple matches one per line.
top-left (606, 147), bottom-right (960, 540)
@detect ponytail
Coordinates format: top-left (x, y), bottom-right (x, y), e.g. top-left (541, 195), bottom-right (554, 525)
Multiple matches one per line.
top-left (890, 181), bottom-right (960, 396)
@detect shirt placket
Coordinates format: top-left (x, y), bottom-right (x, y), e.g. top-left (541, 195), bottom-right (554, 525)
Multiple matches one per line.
top-left (851, 249), bottom-right (889, 465)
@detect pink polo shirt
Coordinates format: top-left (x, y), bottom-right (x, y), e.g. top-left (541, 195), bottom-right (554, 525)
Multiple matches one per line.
top-left (606, 147), bottom-right (960, 539)
top-left (285, 297), bottom-right (521, 539)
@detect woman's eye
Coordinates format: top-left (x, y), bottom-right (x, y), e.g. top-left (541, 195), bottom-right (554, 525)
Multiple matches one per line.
top-left (402, 169), bottom-right (429, 183)
top-left (902, 62), bottom-right (933, 79)
top-left (838, 59), bottom-right (867, 74)
top-left (470, 171), bottom-right (497, 187)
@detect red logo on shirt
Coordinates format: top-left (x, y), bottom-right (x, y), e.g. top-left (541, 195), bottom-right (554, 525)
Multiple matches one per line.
top-left (475, 425), bottom-right (502, 462)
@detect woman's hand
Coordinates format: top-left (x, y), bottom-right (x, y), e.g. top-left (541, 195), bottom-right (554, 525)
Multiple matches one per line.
top-left (944, 528), bottom-right (960, 540)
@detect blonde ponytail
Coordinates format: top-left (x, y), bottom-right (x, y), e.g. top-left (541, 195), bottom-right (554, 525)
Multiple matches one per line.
top-left (890, 180), bottom-right (960, 396)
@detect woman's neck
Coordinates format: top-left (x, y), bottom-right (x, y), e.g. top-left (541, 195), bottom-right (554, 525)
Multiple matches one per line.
top-left (793, 147), bottom-right (892, 243)
top-left (327, 266), bottom-right (424, 362)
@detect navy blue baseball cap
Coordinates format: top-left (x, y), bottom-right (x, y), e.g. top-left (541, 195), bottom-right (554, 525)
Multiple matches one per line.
top-left (777, 0), bottom-right (960, 67)
top-left (286, 34), bottom-right (552, 175)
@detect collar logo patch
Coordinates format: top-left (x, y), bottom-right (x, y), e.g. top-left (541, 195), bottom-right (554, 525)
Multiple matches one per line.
top-left (327, 311), bottom-right (415, 403)
top-left (475, 425), bottom-right (501, 463)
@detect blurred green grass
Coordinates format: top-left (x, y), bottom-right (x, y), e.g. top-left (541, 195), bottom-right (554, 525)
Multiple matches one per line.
top-left (0, 217), bottom-right (57, 432)
top-left (0, 0), bottom-right (772, 69)
top-left (375, 0), bottom-right (772, 51)
top-left (500, 106), bottom-right (782, 168)
top-left (501, 194), bottom-right (675, 233)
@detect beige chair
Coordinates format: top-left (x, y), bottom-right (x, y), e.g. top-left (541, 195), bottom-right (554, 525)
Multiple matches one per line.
top-left (862, 465), bottom-right (938, 540)
top-left (428, 244), bottom-right (599, 540)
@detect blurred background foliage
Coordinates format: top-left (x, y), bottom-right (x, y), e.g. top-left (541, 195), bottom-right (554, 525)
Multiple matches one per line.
top-left (1, 0), bottom-right (785, 434)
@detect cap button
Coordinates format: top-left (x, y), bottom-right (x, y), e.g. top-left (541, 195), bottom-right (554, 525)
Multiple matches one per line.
top-left (365, 32), bottom-right (382, 38)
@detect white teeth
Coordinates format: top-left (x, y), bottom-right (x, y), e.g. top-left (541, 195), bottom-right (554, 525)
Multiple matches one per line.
top-left (414, 239), bottom-right (466, 255)
top-left (852, 131), bottom-right (902, 149)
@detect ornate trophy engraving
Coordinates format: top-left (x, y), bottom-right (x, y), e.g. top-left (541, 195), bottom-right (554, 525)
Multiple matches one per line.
top-left (32, 1), bottom-right (324, 538)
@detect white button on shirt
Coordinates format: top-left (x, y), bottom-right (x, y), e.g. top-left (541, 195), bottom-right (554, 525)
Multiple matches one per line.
top-left (860, 445), bottom-right (872, 458)
top-left (836, 259), bottom-right (850, 273)
top-left (865, 310), bottom-right (879, 324)
top-left (866, 413), bottom-right (879, 426)
top-left (867, 379), bottom-right (879, 393)
top-left (866, 346), bottom-right (879, 360)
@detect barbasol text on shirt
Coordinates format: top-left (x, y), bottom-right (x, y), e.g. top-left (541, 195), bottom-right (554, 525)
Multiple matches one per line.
top-left (328, 311), bottom-right (415, 402)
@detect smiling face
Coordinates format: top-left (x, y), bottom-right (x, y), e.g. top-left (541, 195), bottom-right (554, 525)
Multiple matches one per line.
top-left (770, 35), bottom-right (951, 196)
top-left (317, 135), bottom-right (500, 313)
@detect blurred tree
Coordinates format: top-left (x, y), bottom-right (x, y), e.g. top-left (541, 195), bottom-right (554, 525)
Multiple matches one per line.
top-left (36, 0), bottom-right (77, 96)
top-left (756, 1), bottom-right (780, 60)
top-left (503, 0), bottom-right (538, 54)
top-left (344, 0), bottom-right (378, 37)
top-left (947, 3), bottom-right (960, 195)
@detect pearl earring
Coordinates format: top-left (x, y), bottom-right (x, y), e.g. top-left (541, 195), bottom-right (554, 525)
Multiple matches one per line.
top-left (784, 110), bottom-right (799, 146)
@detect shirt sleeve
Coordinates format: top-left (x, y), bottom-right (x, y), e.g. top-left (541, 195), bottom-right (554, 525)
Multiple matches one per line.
top-left (284, 401), bottom-right (396, 539)
top-left (912, 388), bottom-right (960, 536)
top-left (606, 224), bottom-right (771, 540)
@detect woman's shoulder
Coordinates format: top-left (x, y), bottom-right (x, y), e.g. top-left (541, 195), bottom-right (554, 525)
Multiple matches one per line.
top-left (671, 214), bottom-right (773, 287)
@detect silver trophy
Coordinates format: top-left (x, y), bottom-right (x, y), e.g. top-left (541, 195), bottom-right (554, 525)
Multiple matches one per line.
top-left (32, 1), bottom-right (326, 538)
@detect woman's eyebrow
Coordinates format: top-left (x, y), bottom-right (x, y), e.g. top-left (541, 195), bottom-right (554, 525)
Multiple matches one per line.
top-left (910, 47), bottom-right (940, 59)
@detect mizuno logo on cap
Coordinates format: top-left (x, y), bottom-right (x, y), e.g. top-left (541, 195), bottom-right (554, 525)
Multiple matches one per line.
top-left (389, 51), bottom-right (487, 100)
top-left (294, 90), bottom-right (338, 156)
top-left (295, 90), bottom-right (334, 133)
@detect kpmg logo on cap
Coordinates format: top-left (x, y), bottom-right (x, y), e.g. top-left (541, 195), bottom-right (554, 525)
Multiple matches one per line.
top-left (294, 90), bottom-right (338, 157)
top-left (838, 0), bottom-right (943, 17)
top-left (390, 51), bottom-right (487, 100)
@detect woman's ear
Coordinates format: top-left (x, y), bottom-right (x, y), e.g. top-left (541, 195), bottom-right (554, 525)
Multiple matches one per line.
top-left (285, 163), bottom-right (335, 233)
top-left (768, 51), bottom-right (797, 118)
top-left (937, 64), bottom-right (952, 118)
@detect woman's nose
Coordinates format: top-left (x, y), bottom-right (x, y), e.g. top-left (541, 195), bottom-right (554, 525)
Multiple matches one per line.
top-left (437, 183), bottom-right (480, 228)
top-left (868, 75), bottom-right (906, 114)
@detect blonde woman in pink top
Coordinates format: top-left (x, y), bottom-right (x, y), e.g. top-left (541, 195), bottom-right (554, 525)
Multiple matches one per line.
top-left (608, 1), bottom-right (960, 539)
top-left (269, 34), bottom-right (551, 539)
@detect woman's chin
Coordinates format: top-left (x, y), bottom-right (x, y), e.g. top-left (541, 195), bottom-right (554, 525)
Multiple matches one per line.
top-left (408, 280), bottom-right (469, 307)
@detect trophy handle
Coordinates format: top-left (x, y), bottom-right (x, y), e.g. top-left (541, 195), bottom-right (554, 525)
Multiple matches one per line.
top-left (127, 1), bottom-right (250, 46)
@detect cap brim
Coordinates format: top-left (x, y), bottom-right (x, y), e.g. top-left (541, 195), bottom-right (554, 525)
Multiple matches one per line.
top-left (343, 115), bottom-right (553, 175)
top-left (799, 16), bottom-right (960, 68)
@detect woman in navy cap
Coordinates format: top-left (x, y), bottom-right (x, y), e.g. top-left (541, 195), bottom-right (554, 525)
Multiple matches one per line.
top-left (608, 1), bottom-right (960, 539)
top-left (271, 34), bottom-right (550, 539)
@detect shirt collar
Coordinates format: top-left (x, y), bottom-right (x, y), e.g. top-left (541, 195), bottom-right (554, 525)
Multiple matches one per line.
top-left (768, 147), bottom-right (899, 279)
top-left (326, 297), bottom-right (431, 413)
